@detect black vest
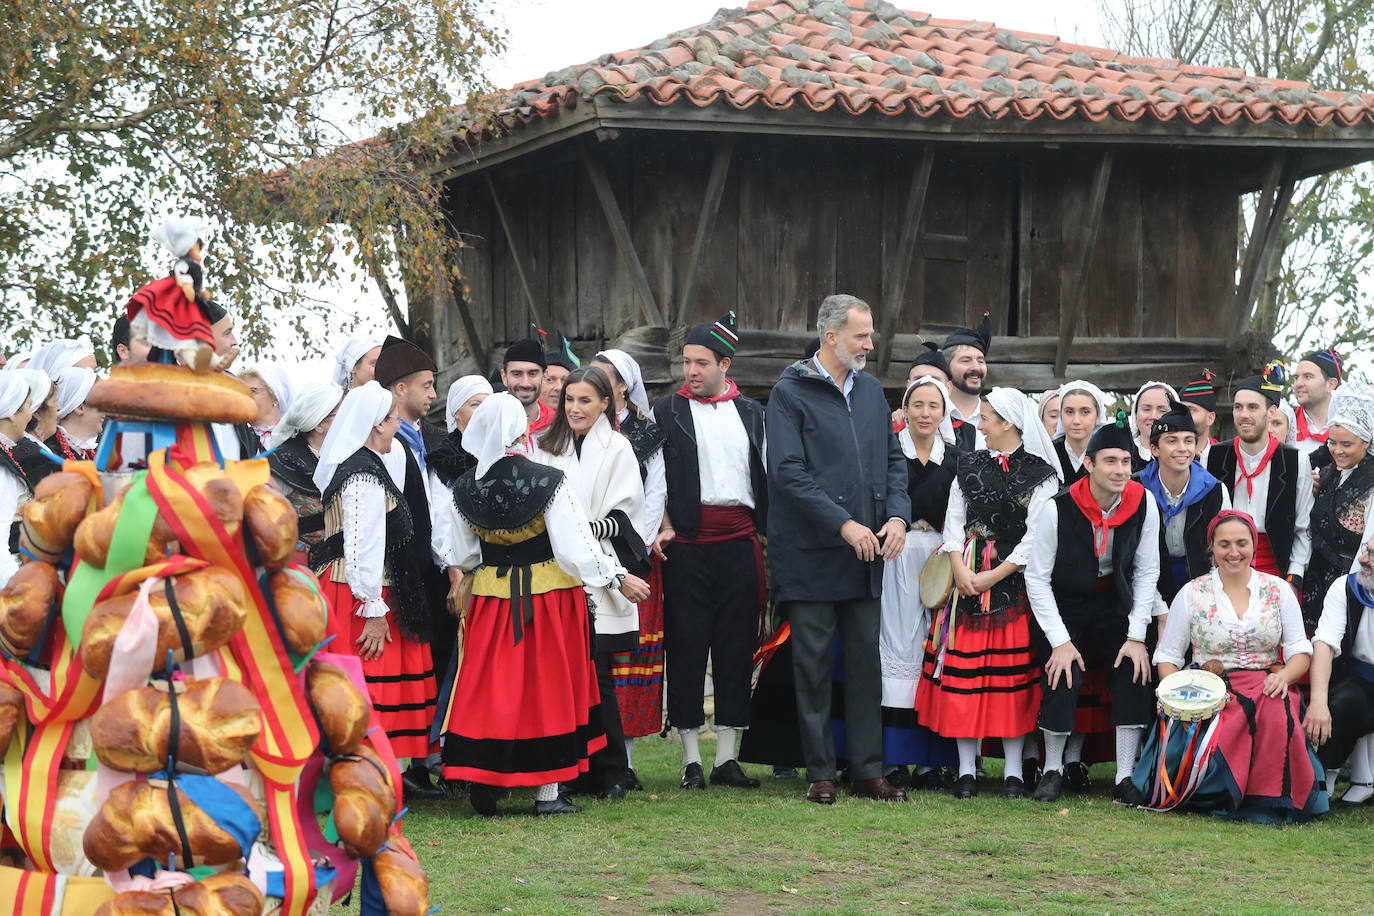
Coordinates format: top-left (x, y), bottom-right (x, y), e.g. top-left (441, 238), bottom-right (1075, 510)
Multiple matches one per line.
top-left (653, 392), bottom-right (766, 539)
top-left (1205, 439), bottom-right (1301, 572)
top-left (951, 419), bottom-right (977, 455)
top-left (1139, 476), bottom-right (1226, 602)
top-left (1049, 486), bottom-right (1151, 621)
top-left (1053, 439), bottom-right (1089, 486)
top-left (907, 448), bottom-right (958, 531)
top-left (1336, 582), bottom-right (1371, 682)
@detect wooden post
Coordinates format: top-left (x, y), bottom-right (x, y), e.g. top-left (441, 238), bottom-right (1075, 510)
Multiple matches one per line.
top-left (1054, 150), bottom-right (1114, 379)
top-left (440, 247), bottom-right (490, 376)
top-left (483, 172), bottom-right (549, 333)
top-left (673, 136), bottom-right (735, 327)
top-left (580, 139), bottom-right (666, 327)
top-left (1231, 157), bottom-right (1294, 338)
top-left (876, 147), bottom-right (935, 375)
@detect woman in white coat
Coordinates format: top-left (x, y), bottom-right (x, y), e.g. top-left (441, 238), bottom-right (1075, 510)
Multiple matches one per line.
top-left (535, 365), bottom-right (648, 798)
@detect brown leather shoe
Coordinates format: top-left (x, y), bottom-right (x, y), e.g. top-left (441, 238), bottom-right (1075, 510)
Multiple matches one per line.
top-left (806, 780), bottom-right (837, 805)
top-left (851, 776), bottom-right (909, 801)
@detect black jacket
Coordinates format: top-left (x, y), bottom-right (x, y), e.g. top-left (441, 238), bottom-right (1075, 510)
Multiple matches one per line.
top-left (1205, 439), bottom-right (1301, 573)
top-left (652, 391), bottom-right (766, 539)
top-left (765, 360), bottom-right (910, 602)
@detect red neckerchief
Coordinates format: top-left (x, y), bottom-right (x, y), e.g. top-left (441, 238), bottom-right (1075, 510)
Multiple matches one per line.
top-left (678, 379), bottom-right (740, 405)
top-left (53, 428), bottom-right (93, 461)
top-left (1234, 434), bottom-right (1280, 498)
top-left (992, 451), bottom-right (1010, 472)
top-left (1295, 407), bottom-right (1328, 445)
top-left (1069, 477), bottom-right (1145, 557)
top-left (529, 400), bottom-right (555, 434)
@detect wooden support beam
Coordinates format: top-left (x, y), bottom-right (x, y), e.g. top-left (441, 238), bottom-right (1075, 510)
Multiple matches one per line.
top-left (580, 139), bottom-right (666, 327)
top-left (440, 246), bottom-right (490, 376)
top-left (1054, 151), bottom-right (1114, 379)
top-left (876, 147), bottom-right (935, 375)
top-left (1231, 157), bottom-right (1295, 337)
top-left (673, 136), bottom-right (735, 327)
top-left (483, 172), bottom-right (549, 333)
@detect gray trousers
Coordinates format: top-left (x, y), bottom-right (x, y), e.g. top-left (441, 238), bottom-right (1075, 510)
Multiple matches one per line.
top-left (788, 598), bottom-right (883, 783)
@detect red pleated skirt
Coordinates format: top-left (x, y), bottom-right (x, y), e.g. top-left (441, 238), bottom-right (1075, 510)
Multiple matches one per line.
top-left (611, 558), bottom-right (665, 738)
top-left (322, 581), bottom-right (438, 760)
top-left (442, 586), bottom-right (605, 787)
top-left (915, 609), bottom-right (1041, 739)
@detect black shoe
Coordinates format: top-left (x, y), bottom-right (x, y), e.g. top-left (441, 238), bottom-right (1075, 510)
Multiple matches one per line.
top-left (402, 767), bottom-right (445, 801)
top-left (710, 759), bottom-right (760, 788)
top-left (626, 769), bottom-right (644, 791)
top-left (469, 783), bottom-right (501, 817)
top-left (1065, 761), bottom-right (1092, 792)
top-left (1032, 770), bottom-right (1063, 803)
top-left (680, 762), bottom-right (706, 789)
top-left (912, 768), bottom-right (946, 791)
top-left (772, 765), bottom-right (798, 779)
top-left (953, 774), bottom-right (978, 799)
top-left (598, 782), bottom-right (628, 800)
top-left (974, 756), bottom-right (987, 781)
top-left (884, 766), bottom-right (911, 790)
top-left (1113, 778), bottom-right (1144, 807)
top-left (1023, 756), bottom-right (1042, 788)
top-left (533, 793), bottom-right (582, 816)
top-left (1003, 776), bottom-right (1026, 799)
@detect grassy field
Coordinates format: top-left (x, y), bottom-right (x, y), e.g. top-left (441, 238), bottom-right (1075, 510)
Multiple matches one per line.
top-left (384, 736), bottom-right (1374, 916)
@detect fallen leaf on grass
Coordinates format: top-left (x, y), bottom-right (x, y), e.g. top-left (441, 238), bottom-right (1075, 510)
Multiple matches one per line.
top-left (516, 878), bottom-right (527, 885)
top-left (781, 886), bottom-right (798, 895)
top-left (604, 896), bottom-right (620, 901)
top-left (648, 794), bottom-right (660, 800)
top-left (1058, 808), bottom-right (1070, 816)
top-left (426, 841), bottom-right (442, 846)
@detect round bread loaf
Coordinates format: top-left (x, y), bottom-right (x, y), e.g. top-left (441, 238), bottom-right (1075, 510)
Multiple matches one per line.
top-left (88, 363), bottom-right (257, 424)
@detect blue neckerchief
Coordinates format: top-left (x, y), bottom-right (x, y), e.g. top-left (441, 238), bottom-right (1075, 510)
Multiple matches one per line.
top-left (1347, 573), bottom-right (1374, 609)
top-left (396, 420), bottom-right (426, 473)
top-left (1139, 460), bottom-right (1218, 526)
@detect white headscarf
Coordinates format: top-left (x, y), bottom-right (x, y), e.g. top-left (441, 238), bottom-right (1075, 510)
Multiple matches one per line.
top-left (312, 382), bottom-right (393, 494)
top-left (14, 368), bottom-right (52, 413)
top-left (269, 382), bottom-right (342, 449)
top-left (462, 392), bottom-right (531, 479)
top-left (54, 367), bottom-right (97, 419)
top-left (445, 376), bottom-right (494, 433)
top-left (594, 349), bottom-right (650, 416)
top-left (29, 337), bottom-right (95, 378)
top-left (332, 337), bottom-right (382, 389)
top-left (987, 386), bottom-right (1063, 482)
top-left (0, 372), bottom-right (28, 418)
top-left (1130, 380), bottom-right (1179, 458)
top-left (1328, 382), bottom-right (1374, 444)
top-left (151, 218), bottom-right (202, 258)
top-left (1054, 379), bottom-right (1111, 440)
top-left (899, 375), bottom-right (956, 459)
top-left (249, 363), bottom-right (295, 417)
top-left (1274, 401), bottom-right (1298, 447)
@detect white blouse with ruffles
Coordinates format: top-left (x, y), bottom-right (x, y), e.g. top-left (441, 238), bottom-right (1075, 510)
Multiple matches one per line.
top-left (1156, 568), bottom-right (1313, 670)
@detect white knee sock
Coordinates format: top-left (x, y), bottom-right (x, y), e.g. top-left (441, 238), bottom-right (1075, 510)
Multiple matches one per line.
top-left (956, 738), bottom-right (979, 777)
top-left (714, 727), bottom-right (738, 767)
top-left (625, 736), bottom-right (635, 770)
top-left (1065, 732), bottom-right (1086, 764)
top-left (1115, 726), bottom-right (1146, 782)
top-left (1002, 735), bottom-right (1026, 781)
top-left (1042, 730), bottom-right (1069, 774)
top-left (679, 727), bottom-right (702, 768)
top-left (535, 783), bottom-right (559, 802)
top-left (1344, 736), bottom-right (1374, 803)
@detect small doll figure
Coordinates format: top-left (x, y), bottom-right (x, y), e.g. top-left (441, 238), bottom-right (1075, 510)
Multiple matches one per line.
top-left (125, 218), bottom-right (237, 372)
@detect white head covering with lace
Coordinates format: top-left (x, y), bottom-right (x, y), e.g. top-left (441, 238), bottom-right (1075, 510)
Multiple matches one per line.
top-left (462, 393), bottom-right (531, 479)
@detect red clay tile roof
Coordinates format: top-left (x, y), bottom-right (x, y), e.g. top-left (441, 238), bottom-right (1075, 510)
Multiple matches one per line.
top-left (472, 0), bottom-right (1374, 138)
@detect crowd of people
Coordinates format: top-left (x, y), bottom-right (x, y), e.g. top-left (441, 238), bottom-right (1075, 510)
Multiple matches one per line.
top-left (6, 287), bottom-right (1374, 824)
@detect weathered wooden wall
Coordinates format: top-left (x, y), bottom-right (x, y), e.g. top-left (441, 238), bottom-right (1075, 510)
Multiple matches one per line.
top-left (431, 130), bottom-right (1244, 394)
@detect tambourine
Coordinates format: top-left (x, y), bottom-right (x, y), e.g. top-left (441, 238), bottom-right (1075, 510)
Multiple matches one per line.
top-left (1156, 668), bottom-right (1228, 722)
top-left (919, 551), bottom-right (953, 610)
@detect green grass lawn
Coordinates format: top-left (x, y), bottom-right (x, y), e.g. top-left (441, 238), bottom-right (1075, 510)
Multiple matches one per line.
top-left (385, 737), bottom-right (1374, 916)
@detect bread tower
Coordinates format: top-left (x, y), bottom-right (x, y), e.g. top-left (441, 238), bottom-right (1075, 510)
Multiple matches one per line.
top-left (0, 360), bottom-right (428, 915)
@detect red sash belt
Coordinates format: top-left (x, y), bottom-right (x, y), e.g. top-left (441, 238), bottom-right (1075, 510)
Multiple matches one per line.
top-left (1253, 534), bottom-right (1281, 577)
top-left (676, 506), bottom-right (767, 642)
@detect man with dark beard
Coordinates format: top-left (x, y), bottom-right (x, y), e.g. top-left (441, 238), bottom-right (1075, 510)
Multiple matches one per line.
top-left (501, 338), bottom-right (554, 452)
top-left (941, 315), bottom-right (991, 452)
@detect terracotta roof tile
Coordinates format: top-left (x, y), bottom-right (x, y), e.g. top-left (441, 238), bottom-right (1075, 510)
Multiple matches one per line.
top-left (466, 0), bottom-right (1374, 141)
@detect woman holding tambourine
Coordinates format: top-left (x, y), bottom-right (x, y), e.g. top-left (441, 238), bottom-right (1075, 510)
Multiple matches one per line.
top-left (1134, 511), bottom-right (1329, 822)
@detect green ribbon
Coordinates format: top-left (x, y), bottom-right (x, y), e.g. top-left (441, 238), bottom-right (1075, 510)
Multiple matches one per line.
top-left (61, 472), bottom-right (161, 645)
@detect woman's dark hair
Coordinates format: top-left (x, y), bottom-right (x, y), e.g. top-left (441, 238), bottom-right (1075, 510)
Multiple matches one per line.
top-left (539, 365), bottom-right (615, 456)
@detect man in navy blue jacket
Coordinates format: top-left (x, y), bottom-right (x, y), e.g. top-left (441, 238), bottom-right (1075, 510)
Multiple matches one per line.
top-left (766, 294), bottom-right (911, 805)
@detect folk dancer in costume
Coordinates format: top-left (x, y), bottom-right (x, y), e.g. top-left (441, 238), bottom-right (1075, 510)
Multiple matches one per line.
top-left (9, 369), bottom-right (59, 487)
top-left (652, 314), bottom-right (769, 791)
top-left (1037, 390), bottom-right (1060, 440)
top-left (1205, 367), bottom-right (1312, 589)
top-left (1128, 381), bottom-right (1177, 474)
top-left (312, 383), bottom-right (443, 798)
top-left (1270, 401), bottom-right (1299, 447)
top-left (767, 295), bottom-right (911, 805)
top-left (1138, 511), bottom-right (1327, 822)
top-left (1307, 532), bottom-right (1374, 806)
top-left (27, 336), bottom-right (96, 376)
top-left (204, 303), bottom-right (262, 463)
top-left (1292, 348), bottom-right (1344, 469)
top-left (440, 394), bottom-right (650, 816)
top-left (1138, 401), bottom-right (1229, 613)
top-left (890, 344), bottom-right (951, 433)
top-left (502, 338), bottom-right (555, 452)
top-left (1178, 369), bottom-right (1220, 461)
top-left (371, 336), bottom-right (453, 800)
top-left (127, 218), bottom-right (237, 372)
top-left (240, 363), bottom-right (295, 448)
top-left (534, 366), bottom-right (649, 799)
top-left (111, 314), bottom-right (152, 365)
top-left (332, 337), bottom-right (382, 390)
top-left (1300, 383), bottom-right (1374, 636)
top-left (47, 366), bottom-right (102, 461)
top-left (915, 387), bottom-right (1060, 800)
top-left (878, 377), bottom-right (959, 790)
top-left (1024, 414), bottom-right (1162, 805)
top-left (592, 350), bottom-right (670, 789)
top-left (941, 315), bottom-right (991, 452)
top-left (0, 373), bottom-right (38, 582)
top-left (268, 382), bottom-right (343, 562)
top-left (1052, 380), bottom-right (1110, 486)
top-left (428, 376), bottom-right (494, 491)
top-left (542, 331), bottom-right (579, 415)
